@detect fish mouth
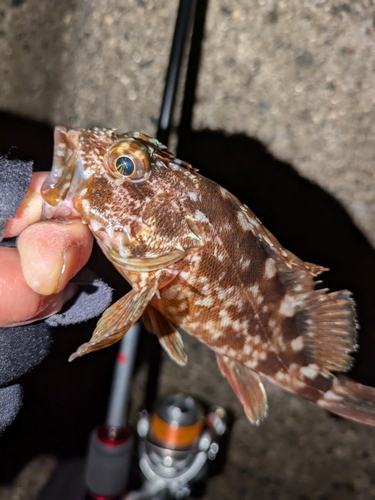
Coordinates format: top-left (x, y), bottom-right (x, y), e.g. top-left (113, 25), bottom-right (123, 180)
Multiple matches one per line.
top-left (41, 126), bottom-right (84, 209)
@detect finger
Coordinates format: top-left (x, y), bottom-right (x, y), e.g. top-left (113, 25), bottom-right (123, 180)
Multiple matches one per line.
top-left (18, 220), bottom-right (93, 295)
top-left (4, 172), bottom-right (48, 238)
top-left (0, 247), bottom-right (77, 327)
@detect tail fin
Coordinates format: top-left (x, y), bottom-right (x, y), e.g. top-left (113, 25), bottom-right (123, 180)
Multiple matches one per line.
top-left (318, 378), bottom-right (375, 425)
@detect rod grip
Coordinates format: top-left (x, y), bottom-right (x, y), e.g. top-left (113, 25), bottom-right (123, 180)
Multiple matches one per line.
top-left (85, 427), bottom-right (133, 497)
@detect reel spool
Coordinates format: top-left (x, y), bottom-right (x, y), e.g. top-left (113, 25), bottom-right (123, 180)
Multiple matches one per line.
top-left (128, 393), bottom-right (227, 500)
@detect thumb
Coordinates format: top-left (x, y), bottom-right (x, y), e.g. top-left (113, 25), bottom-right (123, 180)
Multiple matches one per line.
top-left (18, 220), bottom-right (93, 295)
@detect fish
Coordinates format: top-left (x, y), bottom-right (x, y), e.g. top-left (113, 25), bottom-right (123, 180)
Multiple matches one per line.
top-left (41, 125), bottom-right (375, 426)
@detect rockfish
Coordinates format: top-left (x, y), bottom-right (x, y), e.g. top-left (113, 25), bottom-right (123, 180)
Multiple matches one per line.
top-left (41, 126), bottom-right (375, 426)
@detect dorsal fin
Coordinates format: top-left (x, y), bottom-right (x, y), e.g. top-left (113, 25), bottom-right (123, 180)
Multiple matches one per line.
top-left (223, 188), bottom-right (326, 276)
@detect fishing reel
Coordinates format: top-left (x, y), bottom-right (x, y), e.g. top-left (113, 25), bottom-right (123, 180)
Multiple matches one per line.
top-left (125, 393), bottom-right (227, 500)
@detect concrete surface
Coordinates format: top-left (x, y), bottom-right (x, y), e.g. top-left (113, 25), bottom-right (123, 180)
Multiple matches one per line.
top-left (2, 0), bottom-right (375, 499)
top-left (196, 0), bottom-right (375, 246)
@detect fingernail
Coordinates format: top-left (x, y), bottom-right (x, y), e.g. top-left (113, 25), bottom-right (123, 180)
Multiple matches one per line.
top-left (56, 244), bottom-right (81, 293)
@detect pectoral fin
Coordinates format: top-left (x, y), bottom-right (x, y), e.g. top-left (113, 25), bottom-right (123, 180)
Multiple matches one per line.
top-left (143, 306), bottom-right (188, 366)
top-left (69, 277), bottom-right (160, 361)
top-left (216, 354), bottom-right (268, 425)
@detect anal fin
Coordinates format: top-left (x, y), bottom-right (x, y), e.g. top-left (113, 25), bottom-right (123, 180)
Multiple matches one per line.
top-left (143, 306), bottom-right (188, 366)
top-left (216, 354), bottom-right (268, 425)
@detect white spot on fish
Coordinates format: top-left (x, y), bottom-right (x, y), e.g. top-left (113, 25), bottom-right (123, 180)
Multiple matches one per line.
top-left (265, 258), bottom-right (277, 279)
top-left (166, 304), bottom-right (180, 315)
top-left (210, 328), bottom-right (223, 341)
top-left (198, 275), bottom-right (209, 284)
top-left (249, 284), bottom-right (259, 297)
top-left (321, 390), bottom-right (344, 402)
top-left (300, 364), bottom-right (319, 379)
top-left (90, 219), bottom-right (102, 232)
top-left (279, 294), bottom-right (296, 317)
top-left (218, 309), bottom-right (232, 328)
top-left (249, 218), bottom-right (260, 228)
top-left (275, 371), bottom-right (290, 383)
top-left (219, 186), bottom-right (228, 198)
top-left (276, 335), bottom-right (287, 351)
top-left (81, 200), bottom-right (91, 213)
top-left (244, 357), bottom-right (260, 370)
top-left (179, 271), bottom-right (189, 280)
top-left (256, 294), bottom-right (264, 305)
top-left (242, 259), bottom-right (251, 270)
top-left (237, 211), bottom-right (251, 231)
top-left (232, 318), bottom-right (249, 333)
top-left (291, 336), bottom-right (304, 351)
top-left (243, 343), bottom-right (252, 355)
top-left (259, 351), bottom-right (267, 361)
top-left (217, 287), bottom-right (235, 301)
top-left (194, 210), bottom-right (205, 221)
top-left (194, 296), bottom-right (214, 308)
top-left (190, 254), bottom-right (201, 263)
top-left (188, 192), bottom-right (198, 201)
top-left (226, 347), bottom-right (239, 358)
top-left (253, 335), bottom-right (262, 345)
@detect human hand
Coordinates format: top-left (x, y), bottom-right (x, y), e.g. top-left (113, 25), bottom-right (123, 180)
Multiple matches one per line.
top-left (0, 172), bottom-right (93, 327)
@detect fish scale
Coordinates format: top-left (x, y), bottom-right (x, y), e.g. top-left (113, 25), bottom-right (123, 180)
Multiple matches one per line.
top-left (41, 125), bottom-right (375, 426)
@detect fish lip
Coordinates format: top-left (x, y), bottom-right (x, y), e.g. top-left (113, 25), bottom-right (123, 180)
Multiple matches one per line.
top-left (41, 127), bottom-right (89, 221)
top-left (41, 126), bottom-right (81, 208)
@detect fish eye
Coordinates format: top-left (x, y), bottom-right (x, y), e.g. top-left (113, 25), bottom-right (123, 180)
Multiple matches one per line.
top-left (105, 139), bottom-right (151, 182)
top-left (115, 156), bottom-right (135, 176)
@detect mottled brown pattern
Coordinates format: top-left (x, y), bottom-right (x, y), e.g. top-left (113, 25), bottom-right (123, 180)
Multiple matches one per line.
top-left (40, 126), bottom-right (375, 426)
